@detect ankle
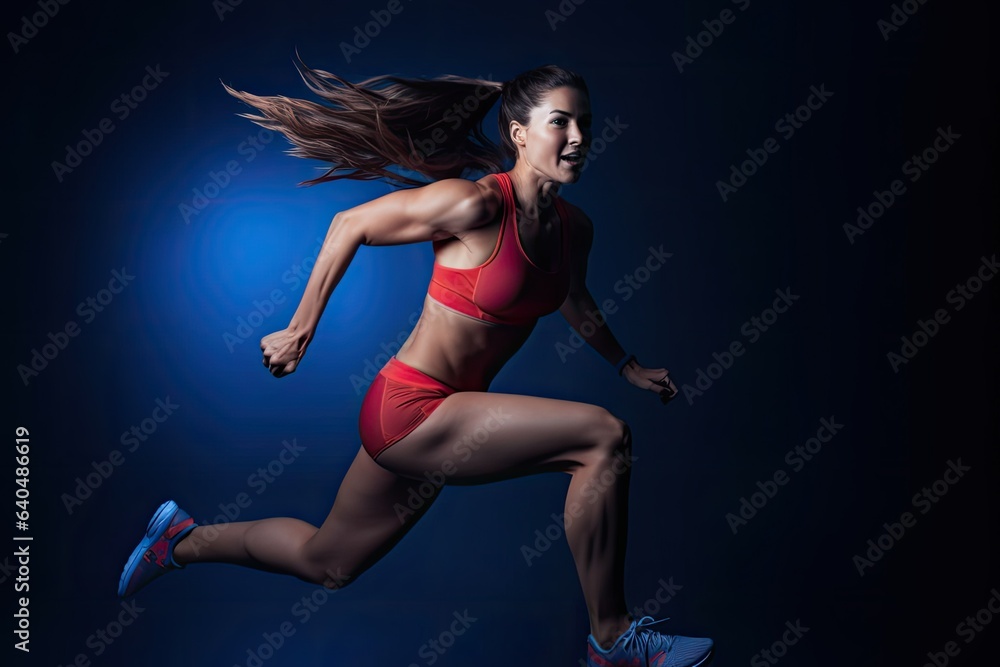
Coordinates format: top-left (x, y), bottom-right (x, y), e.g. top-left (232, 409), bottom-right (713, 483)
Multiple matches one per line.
top-left (171, 527), bottom-right (199, 565)
top-left (593, 615), bottom-right (632, 649)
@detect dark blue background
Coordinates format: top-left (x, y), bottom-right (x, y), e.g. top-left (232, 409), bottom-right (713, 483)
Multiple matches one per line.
top-left (5, 1), bottom-right (998, 665)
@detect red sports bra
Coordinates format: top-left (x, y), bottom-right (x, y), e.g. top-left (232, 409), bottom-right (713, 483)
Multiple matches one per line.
top-left (426, 172), bottom-right (572, 326)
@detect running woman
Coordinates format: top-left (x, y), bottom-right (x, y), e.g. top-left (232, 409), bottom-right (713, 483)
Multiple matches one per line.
top-left (118, 61), bottom-right (713, 667)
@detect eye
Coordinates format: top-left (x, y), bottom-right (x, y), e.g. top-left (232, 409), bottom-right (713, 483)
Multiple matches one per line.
top-left (551, 117), bottom-right (568, 126)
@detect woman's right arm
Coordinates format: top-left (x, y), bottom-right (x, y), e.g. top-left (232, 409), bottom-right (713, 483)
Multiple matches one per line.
top-left (260, 177), bottom-right (497, 377)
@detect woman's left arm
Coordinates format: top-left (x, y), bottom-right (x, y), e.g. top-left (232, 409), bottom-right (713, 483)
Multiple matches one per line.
top-left (558, 202), bottom-right (678, 403)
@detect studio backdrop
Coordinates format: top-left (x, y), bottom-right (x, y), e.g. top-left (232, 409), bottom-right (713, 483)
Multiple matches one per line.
top-left (5, 1), bottom-right (998, 666)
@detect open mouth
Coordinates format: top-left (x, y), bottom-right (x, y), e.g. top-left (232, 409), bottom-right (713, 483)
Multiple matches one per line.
top-left (560, 151), bottom-right (583, 166)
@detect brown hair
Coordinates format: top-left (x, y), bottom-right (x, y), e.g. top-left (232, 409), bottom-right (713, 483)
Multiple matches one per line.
top-left (222, 56), bottom-right (588, 188)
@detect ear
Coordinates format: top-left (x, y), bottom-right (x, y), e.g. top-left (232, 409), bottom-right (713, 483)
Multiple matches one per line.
top-left (508, 119), bottom-right (527, 151)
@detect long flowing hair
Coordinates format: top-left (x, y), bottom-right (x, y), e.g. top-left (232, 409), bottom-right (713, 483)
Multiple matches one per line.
top-left (222, 55), bottom-right (588, 188)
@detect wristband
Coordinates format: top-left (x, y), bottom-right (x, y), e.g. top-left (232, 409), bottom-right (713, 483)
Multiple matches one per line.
top-left (614, 353), bottom-right (636, 376)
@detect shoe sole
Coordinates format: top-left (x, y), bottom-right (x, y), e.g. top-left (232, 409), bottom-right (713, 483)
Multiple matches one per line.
top-left (117, 500), bottom-right (177, 597)
top-left (591, 646), bottom-right (714, 666)
top-left (690, 649), bottom-right (714, 666)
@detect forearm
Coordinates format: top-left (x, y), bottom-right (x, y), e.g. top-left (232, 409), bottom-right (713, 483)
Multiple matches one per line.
top-left (561, 289), bottom-right (629, 367)
top-left (288, 212), bottom-right (361, 334)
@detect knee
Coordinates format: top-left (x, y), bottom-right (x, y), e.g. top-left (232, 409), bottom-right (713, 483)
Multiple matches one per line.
top-left (319, 564), bottom-right (356, 591)
top-left (299, 546), bottom-right (359, 590)
top-left (303, 562), bottom-right (357, 590)
top-left (589, 409), bottom-right (632, 463)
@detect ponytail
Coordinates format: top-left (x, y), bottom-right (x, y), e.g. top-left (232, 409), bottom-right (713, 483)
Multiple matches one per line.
top-left (222, 54), bottom-right (506, 188)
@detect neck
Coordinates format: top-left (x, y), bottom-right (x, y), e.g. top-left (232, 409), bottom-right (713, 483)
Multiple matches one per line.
top-left (507, 163), bottom-right (560, 219)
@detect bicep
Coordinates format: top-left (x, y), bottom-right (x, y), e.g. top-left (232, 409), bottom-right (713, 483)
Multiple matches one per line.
top-left (345, 178), bottom-right (494, 247)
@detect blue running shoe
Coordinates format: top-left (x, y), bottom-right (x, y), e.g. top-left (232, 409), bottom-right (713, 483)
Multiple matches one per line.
top-left (118, 500), bottom-right (198, 597)
top-left (586, 616), bottom-right (713, 666)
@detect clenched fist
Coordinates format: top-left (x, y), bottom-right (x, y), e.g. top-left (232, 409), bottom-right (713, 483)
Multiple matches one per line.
top-left (260, 327), bottom-right (311, 378)
top-left (622, 359), bottom-right (679, 405)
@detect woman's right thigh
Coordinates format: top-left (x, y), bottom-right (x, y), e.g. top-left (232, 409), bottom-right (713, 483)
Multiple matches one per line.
top-left (373, 390), bottom-right (629, 484)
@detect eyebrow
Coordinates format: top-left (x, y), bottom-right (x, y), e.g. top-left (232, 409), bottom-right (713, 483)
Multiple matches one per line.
top-left (549, 109), bottom-right (592, 118)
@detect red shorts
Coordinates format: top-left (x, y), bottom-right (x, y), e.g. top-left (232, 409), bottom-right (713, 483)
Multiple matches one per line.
top-left (359, 356), bottom-right (459, 461)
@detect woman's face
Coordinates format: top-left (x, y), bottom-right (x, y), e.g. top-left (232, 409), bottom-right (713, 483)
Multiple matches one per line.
top-left (513, 85), bottom-right (592, 183)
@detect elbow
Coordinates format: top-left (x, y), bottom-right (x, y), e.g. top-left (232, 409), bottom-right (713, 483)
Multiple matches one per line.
top-left (559, 291), bottom-right (583, 317)
top-left (330, 210), bottom-right (364, 248)
top-left (332, 210), bottom-right (351, 233)
top-left (313, 211), bottom-right (362, 268)
top-left (565, 285), bottom-right (589, 307)
top-left (335, 209), bottom-right (379, 248)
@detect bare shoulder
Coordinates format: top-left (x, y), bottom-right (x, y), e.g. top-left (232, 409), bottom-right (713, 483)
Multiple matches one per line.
top-left (471, 173), bottom-right (503, 225)
top-left (348, 176), bottom-right (500, 246)
top-left (418, 175), bottom-right (501, 234)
